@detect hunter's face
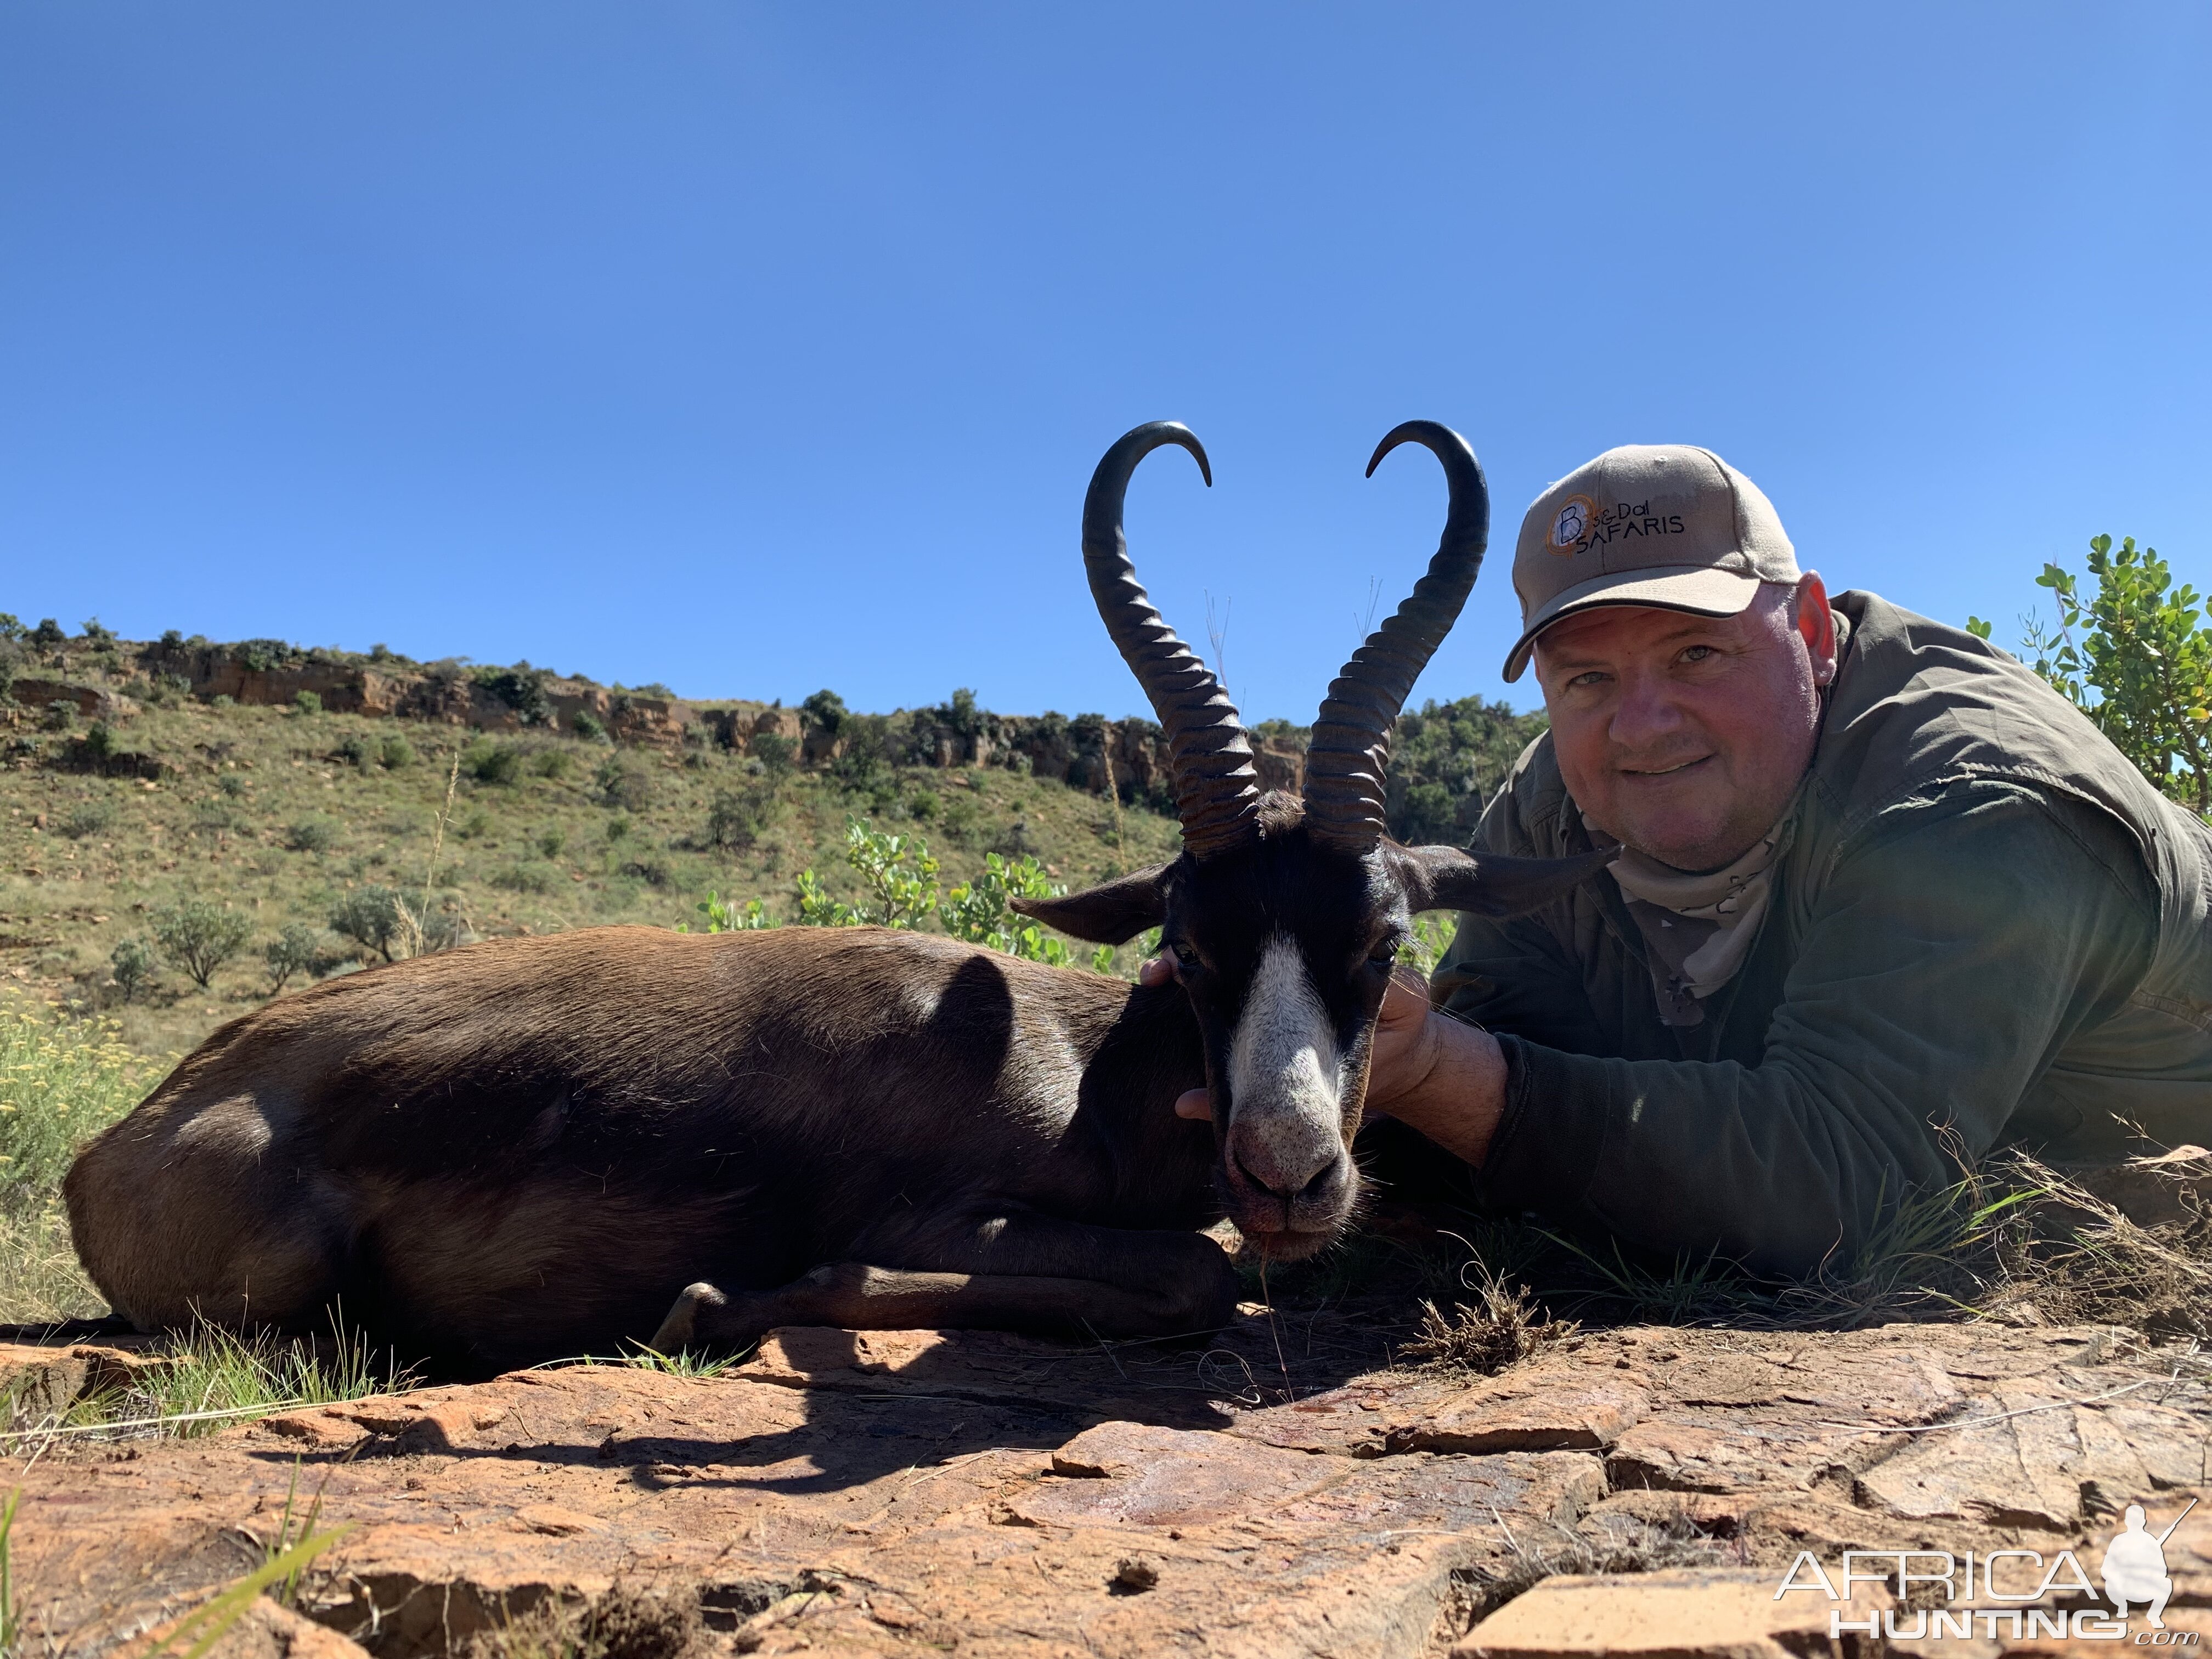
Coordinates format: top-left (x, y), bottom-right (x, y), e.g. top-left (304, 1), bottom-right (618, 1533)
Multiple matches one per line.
top-left (1533, 577), bottom-right (1835, 873)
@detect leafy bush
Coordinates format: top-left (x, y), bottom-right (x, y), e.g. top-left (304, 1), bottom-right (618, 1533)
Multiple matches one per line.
top-left (82, 721), bottom-right (121, 761)
top-left (801, 688), bottom-right (848, 740)
top-left (379, 734), bottom-right (415, 770)
top-left (706, 785), bottom-right (777, 851)
top-left (60, 800), bottom-right (113, 840)
top-left (264, 923), bottom-right (324, 993)
top-left (335, 734), bottom-right (373, 769)
top-left (110, 936), bottom-right (157, 1002)
top-left (456, 809), bottom-right (493, 839)
top-left (593, 755), bottom-right (652, 811)
top-left (537, 827), bottom-right (567, 859)
top-left (783, 820), bottom-right (1102, 968)
top-left (749, 733), bottom-right (797, 779)
top-left (1385, 695), bottom-right (1550, 847)
top-left (493, 862), bottom-right (556, 894)
top-left (153, 900), bottom-right (254, 989)
top-left (291, 690), bottom-right (323, 717)
top-left (286, 818), bottom-right (336, 854)
top-left (686, 891), bottom-right (775, 932)
top-left (568, 709), bottom-right (606, 742)
top-left (28, 619), bottom-right (65, 648)
top-left (465, 740), bottom-right (523, 786)
top-left (530, 748), bottom-right (572, 780)
top-left (43, 699), bottom-right (75, 731)
top-left (473, 663), bottom-right (552, 725)
top-left (1977, 534), bottom-right (2212, 816)
top-left (218, 771), bottom-right (248, 797)
top-left (941, 852), bottom-right (1084, 967)
top-left (330, 885), bottom-right (407, 962)
top-left (605, 812), bottom-right (631, 843)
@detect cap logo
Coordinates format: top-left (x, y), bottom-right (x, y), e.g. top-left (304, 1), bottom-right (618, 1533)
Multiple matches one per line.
top-left (1548, 495), bottom-right (1593, 554)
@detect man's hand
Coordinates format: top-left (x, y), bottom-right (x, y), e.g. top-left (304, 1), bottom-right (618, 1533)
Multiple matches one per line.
top-left (1139, 953), bottom-right (1512, 1166)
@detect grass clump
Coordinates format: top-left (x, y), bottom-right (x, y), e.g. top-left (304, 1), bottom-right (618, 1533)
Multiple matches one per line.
top-left (60, 800), bottom-right (113, 840)
top-left (285, 817), bottom-right (336, 853)
top-left (0, 999), bottom-right (160, 1321)
top-left (1400, 1261), bottom-right (1576, 1375)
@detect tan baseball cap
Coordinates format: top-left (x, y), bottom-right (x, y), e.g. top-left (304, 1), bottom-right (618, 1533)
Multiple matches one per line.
top-left (1500, 444), bottom-right (1799, 681)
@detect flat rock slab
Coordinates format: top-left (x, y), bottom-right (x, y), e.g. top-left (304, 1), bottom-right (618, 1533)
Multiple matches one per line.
top-left (5, 1319), bottom-right (2208, 1658)
top-left (1452, 1567), bottom-right (1892, 1659)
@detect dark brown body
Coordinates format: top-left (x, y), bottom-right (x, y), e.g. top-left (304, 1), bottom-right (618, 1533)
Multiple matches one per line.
top-left (65, 926), bottom-right (1236, 1376)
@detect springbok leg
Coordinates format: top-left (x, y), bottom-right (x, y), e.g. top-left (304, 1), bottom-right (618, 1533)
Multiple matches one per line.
top-left (650, 1212), bottom-right (1240, 1352)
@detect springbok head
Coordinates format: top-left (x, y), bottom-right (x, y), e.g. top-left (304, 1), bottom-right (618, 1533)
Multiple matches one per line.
top-left (1015, 420), bottom-right (1605, 1259)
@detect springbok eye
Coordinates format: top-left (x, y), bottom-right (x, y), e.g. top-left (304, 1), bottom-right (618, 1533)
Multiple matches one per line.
top-left (1171, 942), bottom-right (1201, 969)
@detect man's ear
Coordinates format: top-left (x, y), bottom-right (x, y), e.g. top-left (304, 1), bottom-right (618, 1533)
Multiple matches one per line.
top-left (1008, 863), bottom-right (1170, 944)
top-left (1393, 844), bottom-right (1614, 918)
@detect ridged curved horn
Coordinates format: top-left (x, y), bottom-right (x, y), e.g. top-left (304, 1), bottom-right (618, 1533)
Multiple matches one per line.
top-left (1083, 421), bottom-right (1262, 860)
top-left (1304, 421), bottom-right (1490, 851)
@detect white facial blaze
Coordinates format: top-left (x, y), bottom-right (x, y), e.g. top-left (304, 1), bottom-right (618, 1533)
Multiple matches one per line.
top-left (1225, 935), bottom-right (1346, 1196)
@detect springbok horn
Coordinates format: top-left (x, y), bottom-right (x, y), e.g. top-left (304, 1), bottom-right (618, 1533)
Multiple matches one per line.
top-left (1083, 421), bottom-right (1263, 860)
top-left (1304, 420), bottom-right (1490, 851)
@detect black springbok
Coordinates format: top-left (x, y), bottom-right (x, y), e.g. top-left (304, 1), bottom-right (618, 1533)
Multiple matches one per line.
top-left (64, 420), bottom-right (1600, 1375)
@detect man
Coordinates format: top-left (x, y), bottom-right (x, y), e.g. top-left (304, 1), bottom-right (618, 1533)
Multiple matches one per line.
top-left (1164, 445), bottom-right (2212, 1275)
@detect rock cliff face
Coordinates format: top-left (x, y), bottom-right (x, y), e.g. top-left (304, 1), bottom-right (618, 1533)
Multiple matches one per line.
top-left (7, 1313), bottom-right (2207, 1657)
top-left (10, 636), bottom-right (1314, 806)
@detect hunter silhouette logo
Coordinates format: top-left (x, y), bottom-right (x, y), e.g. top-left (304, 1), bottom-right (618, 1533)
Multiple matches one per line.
top-left (1776, 1497), bottom-right (2200, 1644)
top-left (1550, 494), bottom-right (1593, 552)
top-left (2104, 1500), bottom-right (2193, 1630)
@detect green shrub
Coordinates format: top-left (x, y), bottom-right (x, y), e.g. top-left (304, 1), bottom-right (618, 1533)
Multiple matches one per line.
top-left (28, 619), bottom-right (65, 648)
top-left (466, 740), bottom-right (523, 786)
top-left (109, 936), bottom-right (157, 1002)
top-left (685, 891), bottom-right (775, 932)
top-left (82, 721), bottom-right (121, 761)
top-left (568, 710), bottom-right (606, 742)
top-left (750, 732), bottom-right (797, 780)
top-left (619, 856), bottom-right (672, 888)
top-left (706, 786), bottom-right (774, 851)
top-left (493, 862), bottom-right (556, 894)
top-left (43, 699), bottom-right (75, 731)
top-left (530, 748), bottom-right (572, 780)
top-left (212, 693), bottom-right (234, 708)
top-left (537, 827), bottom-right (567, 859)
top-left (264, 923), bottom-right (323, 993)
top-left (942, 851), bottom-right (1079, 966)
top-left (456, 809), bottom-right (493, 840)
top-left (286, 819), bottom-right (336, 854)
top-left (605, 814), bottom-right (631, 843)
top-left (335, 734), bottom-right (373, 769)
top-left (153, 900), bottom-right (254, 989)
top-left (218, 772), bottom-right (247, 798)
top-left (592, 756), bottom-right (651, 811)
top-left (472, 664), bottom-right (552, 725)
top-left (1987, 534), bottom-right (2212, 816)
top-left (379, 735), bottom-right (415, 770)
top-left (291, 690), bottom-right (323, 716)
top-left (329, 886), bottom-right (406, 963)
top-left (60, 800), bottom-right (113, 840)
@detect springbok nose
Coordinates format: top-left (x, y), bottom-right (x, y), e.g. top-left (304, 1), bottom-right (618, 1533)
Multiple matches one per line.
top-left (1226, 1117), bottom-right (1343, 1202)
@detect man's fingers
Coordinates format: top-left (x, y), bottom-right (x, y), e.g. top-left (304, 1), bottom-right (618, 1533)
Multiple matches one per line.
top-left (1138, 955), bottom-right (1175, 989)
top-left (1173, 1088), bottom-right (1214, 1121)
top-left (1382, 964), bottom-right (1432, 1022)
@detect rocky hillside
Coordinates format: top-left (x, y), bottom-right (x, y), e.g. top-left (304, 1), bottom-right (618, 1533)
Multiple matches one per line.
top-left (0, 619), bottom-right (1543, 1059)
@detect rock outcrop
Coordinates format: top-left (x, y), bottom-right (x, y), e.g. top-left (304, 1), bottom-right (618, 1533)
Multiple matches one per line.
top-left (5, 1314), bottom-right (2207, 1657)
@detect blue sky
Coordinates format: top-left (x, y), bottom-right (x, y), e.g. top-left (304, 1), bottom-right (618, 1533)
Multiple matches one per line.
top-left (3, 4), bottom-right (2205, 724)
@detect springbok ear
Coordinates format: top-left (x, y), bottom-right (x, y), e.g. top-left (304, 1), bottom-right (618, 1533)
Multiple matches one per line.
top-left (1008, 863), bottom-right (1171, 944)
top-left (1395, 844), bottom-right (1615, 918)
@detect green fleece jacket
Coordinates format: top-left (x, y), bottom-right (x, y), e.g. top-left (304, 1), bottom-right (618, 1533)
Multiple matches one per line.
top-left (1436, 591), bottom-right (2212, 1276)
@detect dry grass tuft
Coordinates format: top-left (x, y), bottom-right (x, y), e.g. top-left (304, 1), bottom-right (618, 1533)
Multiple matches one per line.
top-left (1976, 1148), bottom-right (2212, 1340)
top-left (1399, 1262), bottom-right (1577, 1375)
top-left (459, 1584), bottom-right (702, 1659)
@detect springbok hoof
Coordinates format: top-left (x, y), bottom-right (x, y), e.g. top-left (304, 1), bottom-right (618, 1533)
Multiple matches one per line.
top-left (650, 1280), bottom-right (727, 1353)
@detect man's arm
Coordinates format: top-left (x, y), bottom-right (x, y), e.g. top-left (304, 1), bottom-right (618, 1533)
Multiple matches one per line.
top-left (1410, 781), bottom-right (2157, 1276)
